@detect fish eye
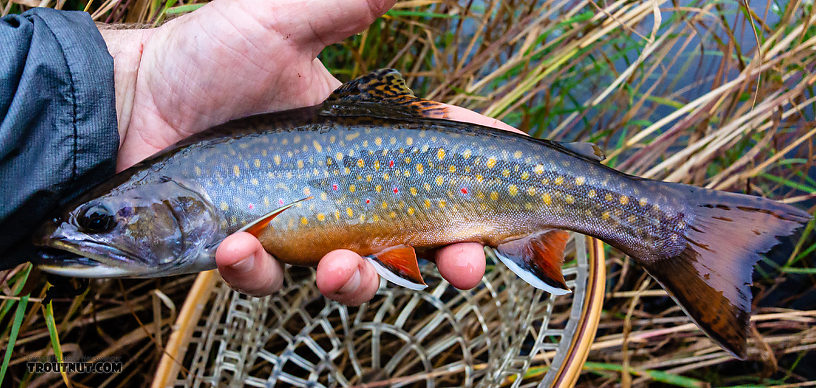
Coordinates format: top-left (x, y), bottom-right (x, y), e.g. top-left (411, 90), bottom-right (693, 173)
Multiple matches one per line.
top-left (76, 204), bottom-right (116, 233)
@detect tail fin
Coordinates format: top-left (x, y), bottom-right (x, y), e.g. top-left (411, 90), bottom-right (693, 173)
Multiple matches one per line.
top-left (637, 185), bottom-right (811, 359)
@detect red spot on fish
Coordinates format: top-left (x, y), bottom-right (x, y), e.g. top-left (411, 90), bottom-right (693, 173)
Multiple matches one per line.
top-left (389, 160), bottom-right (395, 168)
top-left (461, 187), bottom-right (469, 195)
top-left (279, 199), bottom-right (285, 205)
top-left (393, 187), bottom-right (399, 194)
top-left (248, 204), bottom-right (254, 210)
top-left (365, 199), bottom-right (371, 204)
top-left (332, 184), bottom-right (338, 191)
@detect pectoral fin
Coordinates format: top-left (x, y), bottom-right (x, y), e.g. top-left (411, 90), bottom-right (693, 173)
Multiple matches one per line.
top-left (491, 230), bottom-right (571, 295)
top-left (365, 245), bottom-right (427, 290)
top-left (240, 197), bottom-right (313, 236)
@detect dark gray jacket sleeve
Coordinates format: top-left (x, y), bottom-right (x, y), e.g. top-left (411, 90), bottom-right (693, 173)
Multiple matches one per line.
top-left (0, 8), bottom-right (118, 263)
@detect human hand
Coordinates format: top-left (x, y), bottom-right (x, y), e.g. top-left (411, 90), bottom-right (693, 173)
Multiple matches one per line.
top-left (101, 0), bottom-right (522, 305)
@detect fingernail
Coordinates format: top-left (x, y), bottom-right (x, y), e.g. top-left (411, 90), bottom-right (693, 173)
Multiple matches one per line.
top-left (228, 255), bottom-right (255, 273)
top-left (337, 267), bottom-right (361, 294)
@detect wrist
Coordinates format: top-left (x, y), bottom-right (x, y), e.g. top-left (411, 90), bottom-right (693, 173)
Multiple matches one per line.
top-left (98, 27), bottom-right (153, 147)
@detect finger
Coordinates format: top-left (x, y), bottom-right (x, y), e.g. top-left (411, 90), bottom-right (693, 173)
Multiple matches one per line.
top-left (316, 250), bottom-right (380, 306)
top-left (435, 243), bottom-right (486, 290)
top-left (441, 104), bottom-right (526, 135)
top-left (216, 232), bottom-right (284, 296)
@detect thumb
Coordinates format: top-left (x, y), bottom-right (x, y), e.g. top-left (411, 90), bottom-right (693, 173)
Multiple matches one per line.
top-left (252, 0), bottom-right (395, 57)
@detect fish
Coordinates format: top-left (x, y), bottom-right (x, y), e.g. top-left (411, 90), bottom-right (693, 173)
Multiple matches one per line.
top-left (31, 69), bottom-right (810, 359)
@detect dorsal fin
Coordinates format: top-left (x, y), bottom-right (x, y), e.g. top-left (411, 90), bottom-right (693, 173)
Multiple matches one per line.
top-left (555, 141), bottom-right (606, 162)
top-left (321, 69), bottom-right (447, 119)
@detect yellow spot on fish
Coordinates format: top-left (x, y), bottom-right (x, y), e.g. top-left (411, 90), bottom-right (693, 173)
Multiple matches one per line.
top-left (416, 164), bottom-right (424, 174)
top-left (476, 174), bottom-right (484, 183)
top-left (383, 172), bottom-right (390, 180)
top-left (588, 189), bottom-right (596, 198)
top-left (194, 166), bottom-right (202, 176)
top-left (381, 202), bottom-right (388, 209)
top-left (565, 194), bottom-right (575, 204)
top-left (508, 185), bottom-right (518, 196)
top-left (348, 185), bottom-right (356, 193)
top-left (343, 167), bottom-right (351, 174)
top-left (487, 157), bottom-right (497, 169)
top-left (334, 210), bottom-right (340, 220)
top-left (320, 192), bottom-right (328, 201)
top-left (542, 178), bottom-right (549, 185)
top-left (605, 193), bottom-right (614, 202)
top-left (542, 193), bottom-right (552, 206)
top-left (424, 183), bottom-right (431, 191)
top-left (628, 215), bottom-right (637, 223)
top-left (407, 207), bottom-right (415, 215)
top-left (436, 176), bottom-right (444, 186)
top-left (639, 198), bottom-right (648, 207)
top-left (410, 187), bottom-right (418, 196)
top-left (297, 160), bottom-right (304, 169)
top-left (620, 195), bottom-right (629, 205)
top-left (424, 199), bottom-right (432, 208)
top-left (375, 185), bottom-right (382, 193)
top-left (233, 165), bottom-right (240, 177)
top-left (575, 176), bottom-right (586, 186)
top-left (534, 165), bottom-right (544, 175)
top-left (437, 149), bottom-right (446, 160)
top-left (366, 175), bottom-right (373, 182)
top-left (602, 211), bottom-right (611, 220)
top-left (513, 150), bottom-right (523, 159)
top-left (313, 140), bottom-right (322, 152)
top-left (263, 197), bottom-right (270, 206)
top-left (293, 135), bottom-right (301, 144)
top-left (404, 157), bottom-right (411, 163)
top-left (554, 176), bottom-right (564, 185)
top-left (585, 209), bottom-right (593, 217)
top-left (521, 171), bottom-right (529, 180)
top-left (335, 152), bottom-right (343, 161)
top-left (390, 137), bottom-right (397, 145)
top-left (274, 155), bottom-right (281, 165)
top-left (357, 159), bottom-right (364, 168)
top-left (251, 178), bottom-right (259, 186)
top-left (526, 187), bottom-right (536, 196)
top-left (502, 169), bottom-right (510, 178)
top-left (346, 207), bottom-right (353, 217)
top-left (317, 213), bottom-right (326, 222)
top-left (345, 132), bottom-right (359, 141)
top-left (220, 202), bottom-right (229, 211)
top-left (375, 137), bottom-right (382, 146)
top-left (301, 217), bottom-right (308, 225)
top-left (372, 214), bottom-right (380, 222)
top-left (449, 165), bottom-right (456, 173)
top-left (262, 150), bottom-right (267, 157)
top-left (438, 200), bottom-right (446, 208)
top-left (389, 211), bottom-right (397, 218)
top-left (363, 140), bottom-right (369, 147)
top-left (463, 149), bottom-right (472, 159)
top-left (490, 191), bottom-right (499, 201)
top-left (406, 137), bottom-right (413, 146)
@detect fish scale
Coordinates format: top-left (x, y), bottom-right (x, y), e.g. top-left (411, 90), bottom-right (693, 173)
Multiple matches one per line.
top-left (35, 69), bottom-right (811, 359)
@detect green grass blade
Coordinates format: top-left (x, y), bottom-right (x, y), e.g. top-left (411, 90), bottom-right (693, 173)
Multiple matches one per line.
top-left (582, 362), bottom-right (707, 387)
top-left (0, 294), bottom-right (28, 386)
top-left (43, 300), bottom-right (71, 387)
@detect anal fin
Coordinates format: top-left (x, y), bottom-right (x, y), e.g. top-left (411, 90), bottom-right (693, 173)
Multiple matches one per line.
top-left (492, 230), bottom-right (571, 295)
top-left (365, 245), bottom-right (427, 290)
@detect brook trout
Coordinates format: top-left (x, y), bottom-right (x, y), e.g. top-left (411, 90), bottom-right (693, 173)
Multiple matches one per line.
top-left (33, 70), bottom-right (810, 359)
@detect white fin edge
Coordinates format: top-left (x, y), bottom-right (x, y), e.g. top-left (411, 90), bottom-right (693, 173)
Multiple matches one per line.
top-left (487, 247), bottom-right (572, 295)
top-left (364, 256), bottom-right (427, 291)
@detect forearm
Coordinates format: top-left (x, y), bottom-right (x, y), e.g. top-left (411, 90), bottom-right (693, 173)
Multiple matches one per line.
top-left (98, 27), bottom-right (153, 146)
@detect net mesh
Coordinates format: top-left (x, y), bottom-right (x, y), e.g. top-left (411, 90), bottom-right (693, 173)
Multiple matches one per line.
top-left (169, 234), bottom-right (589, 387)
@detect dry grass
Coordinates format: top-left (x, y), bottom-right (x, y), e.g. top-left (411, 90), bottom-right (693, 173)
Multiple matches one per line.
top-left (1, 0), bottom-right (815, 386)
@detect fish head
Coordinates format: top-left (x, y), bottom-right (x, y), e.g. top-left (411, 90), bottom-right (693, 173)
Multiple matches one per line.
top-left (34, 177), bottom-right (226, 278)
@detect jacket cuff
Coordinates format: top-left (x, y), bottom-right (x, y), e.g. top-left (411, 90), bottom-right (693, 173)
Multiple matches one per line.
top-left (30, 7), bottom-right (119, 193)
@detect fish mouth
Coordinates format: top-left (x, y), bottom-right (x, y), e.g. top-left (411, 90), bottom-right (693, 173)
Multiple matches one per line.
top-left (36, 240), bottom-right (150, 278)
